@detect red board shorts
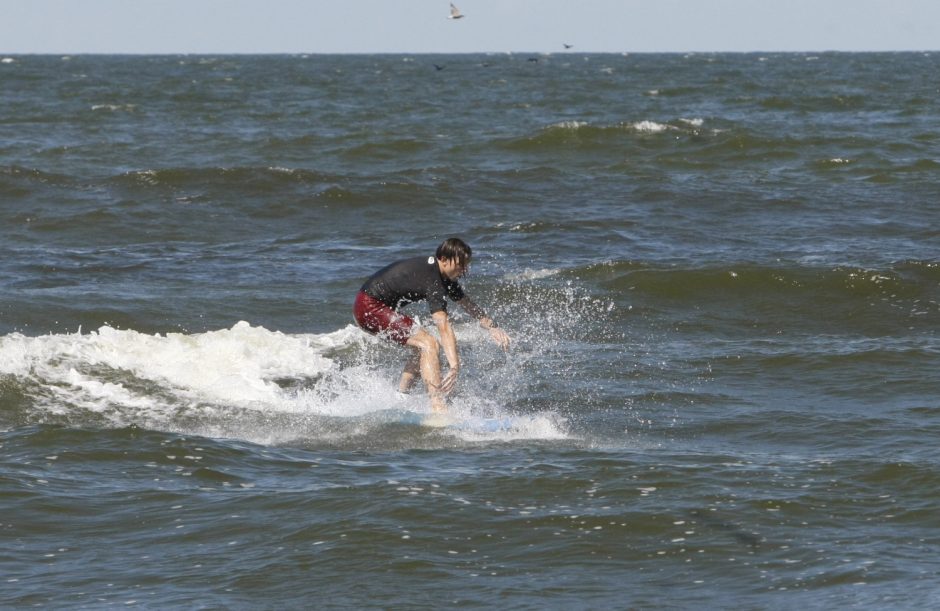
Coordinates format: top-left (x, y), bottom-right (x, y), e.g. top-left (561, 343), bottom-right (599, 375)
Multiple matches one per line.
top-left (353, 291), bottom-right (415, 346)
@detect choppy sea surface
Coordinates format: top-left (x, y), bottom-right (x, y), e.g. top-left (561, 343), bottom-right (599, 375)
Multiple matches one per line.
top-left (1, 53), bottom-right (938, 608)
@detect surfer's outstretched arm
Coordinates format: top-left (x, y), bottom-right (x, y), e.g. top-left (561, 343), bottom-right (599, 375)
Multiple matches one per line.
top-left (457, 296), bottom-right (510, 351)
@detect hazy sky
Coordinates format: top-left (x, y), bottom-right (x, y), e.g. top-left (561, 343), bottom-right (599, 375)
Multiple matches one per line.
top-left (2, 0), bottom-right (938, 54)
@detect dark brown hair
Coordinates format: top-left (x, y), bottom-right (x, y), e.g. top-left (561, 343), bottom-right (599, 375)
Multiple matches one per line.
top-left (436, 237), bottom-right (472, 267)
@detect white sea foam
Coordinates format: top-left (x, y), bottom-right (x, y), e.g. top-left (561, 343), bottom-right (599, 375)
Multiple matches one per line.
top-left (549, 120), bottom-right (588, 130)
top-left (91, 104), bottom-right (137, 112)
top-left (0, 321), bottom-right (567, 444)
top-left (453, 411), bottom-right (567, 442)
top-left (505, 221), bottom-right (539, 231)
top-left (269, 166), bottom-right (297, 174)
top-left (1, 321), bottom-right (333, 409)
top-left (630, 121), bottom-right (673, 134)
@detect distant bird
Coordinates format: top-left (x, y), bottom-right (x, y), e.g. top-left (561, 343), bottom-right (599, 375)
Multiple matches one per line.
top-left (564, 44), bottom-right (574, 50)
top-left (448, 3), bottom-right (464, 19)
top-left (433, 64), bottom-right (445, 71)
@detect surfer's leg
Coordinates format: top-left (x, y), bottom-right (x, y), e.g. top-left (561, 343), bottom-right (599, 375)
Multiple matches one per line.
top-left (399, 348), bottom-right (421, 393)
top-left (405, 329), bottom-right (446, 412)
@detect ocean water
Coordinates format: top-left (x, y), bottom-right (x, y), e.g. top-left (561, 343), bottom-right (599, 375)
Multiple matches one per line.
top-left (1, 52), bottom-right (939, 608)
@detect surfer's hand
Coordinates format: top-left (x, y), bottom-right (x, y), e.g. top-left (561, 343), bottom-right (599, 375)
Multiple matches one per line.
top-left (489, 327), bottom-right (510, 351)
top-left (441, 366), bottom-right (459, 395)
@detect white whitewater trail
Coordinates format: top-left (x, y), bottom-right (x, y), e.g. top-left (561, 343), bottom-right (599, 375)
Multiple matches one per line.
top-left (0, 321), bottom-right (566, 443)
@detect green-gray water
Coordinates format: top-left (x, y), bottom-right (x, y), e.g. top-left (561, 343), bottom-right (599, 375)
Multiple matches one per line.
top-left (2, 53), bottom-right (939, 608)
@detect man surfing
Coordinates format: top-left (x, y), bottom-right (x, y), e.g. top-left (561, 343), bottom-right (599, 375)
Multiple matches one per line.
top-left (353, 238), bottom-right (510, 413)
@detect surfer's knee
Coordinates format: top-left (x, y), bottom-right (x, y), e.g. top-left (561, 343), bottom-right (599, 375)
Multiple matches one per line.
top-left (419, 334), bottom-right (439, 355)
top-left (409, 331), bottom-right (439, 355)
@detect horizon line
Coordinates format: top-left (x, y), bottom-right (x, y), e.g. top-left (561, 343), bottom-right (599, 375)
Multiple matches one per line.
top-left (2, 49), bottom-right (937, 57)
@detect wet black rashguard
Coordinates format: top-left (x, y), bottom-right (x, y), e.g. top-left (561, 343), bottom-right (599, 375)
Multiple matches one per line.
top-left (361, 256), bottom-right (465, 314)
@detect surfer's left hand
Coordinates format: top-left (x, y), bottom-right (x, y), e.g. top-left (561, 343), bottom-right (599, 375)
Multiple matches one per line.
top-left (489, 327), bottom-right (510, 351)
top-left (441, 366), bottom-right (460, 395)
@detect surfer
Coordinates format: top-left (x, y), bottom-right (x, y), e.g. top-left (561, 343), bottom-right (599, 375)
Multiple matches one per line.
top-left (353, 237), bottom-right (510, 412)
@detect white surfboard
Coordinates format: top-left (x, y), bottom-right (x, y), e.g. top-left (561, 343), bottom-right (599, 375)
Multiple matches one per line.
top-left (392, 410), bottom-right (520, 432)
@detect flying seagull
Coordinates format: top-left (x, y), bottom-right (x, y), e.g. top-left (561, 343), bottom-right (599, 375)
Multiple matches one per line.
top-left (448, 3), bottom-right (464, 19)
top-left (564, 44), bottom-right (574, 50)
